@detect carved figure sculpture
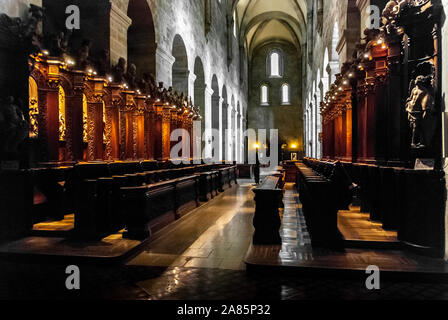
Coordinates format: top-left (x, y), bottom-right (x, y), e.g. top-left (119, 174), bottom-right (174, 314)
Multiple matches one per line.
top-left (124, 63), bottom-right (137, 90)
top-left (76, 39), bottom-right (92, 70)
top-left (405, 62), bottom-right (436, 149)
top-left (0, 97), bottom-right (29, 154)
top-left (112, 57), bottom-right (126, 84)
top-left (96, 49), bottom-right (110, 76)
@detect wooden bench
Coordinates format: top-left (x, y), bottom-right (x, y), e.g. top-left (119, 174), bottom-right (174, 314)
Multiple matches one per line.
top-left (296, 160), bottom-right (354, 248)
top-left (252, 175), bottom-right (284, 245)
top-left (120, 175), bottom-right (200, 240)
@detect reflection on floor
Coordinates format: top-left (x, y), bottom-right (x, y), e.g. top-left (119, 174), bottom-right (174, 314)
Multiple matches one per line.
top-left (33, 214), bottom-right (75, 232)
top-left (245, 184), bottom-right (448, 275)
top-left (128, 180), bottom-right (255, 271)
top-left (2, 179), bottom-right (448, 299)
top-left (338, 208), bottom-right (398, 243)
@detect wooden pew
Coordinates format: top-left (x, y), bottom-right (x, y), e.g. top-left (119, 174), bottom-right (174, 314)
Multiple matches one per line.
top-left (296, 160), bottom-right (354, 248)
top-left (120, 175), bottom-right (199, 240)
top-left (252, 175), bottom-right (284, 245)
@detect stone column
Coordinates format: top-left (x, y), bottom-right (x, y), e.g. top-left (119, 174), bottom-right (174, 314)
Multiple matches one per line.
top-left (188, 72), bottom-right (196, 100)
top-left (156, 47), bottom-right (175, 89)
top-left (109, 2), bottom-right (132, 65)
top-left (218, 97), bottom-right (225, 160)
top-left (204, 85), bottom-right (213, 158)
top-left (356, 0), bottom-right (371, 39)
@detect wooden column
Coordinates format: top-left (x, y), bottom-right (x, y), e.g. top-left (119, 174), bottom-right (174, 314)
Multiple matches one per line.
top-left (145, 100), bottom-right (155, 160)
top-left (64, 71), bottom-right (85, 162)
top-left (121, 91), bottom-right (136, 160)
top-left (154, 103), bottom-right (164, 160)
top-left (346, 103), bottom-right (353, 160)
top-left (86, 100), bottom-right (104, 161)
top-left (135, 95), bottom-right (147, 159)
top-left (161, 105), bottom-right (172, 161)
top-left (39, 83), bottom-right (59, 162)
top-left (104, 84), bottom-right (122, 160)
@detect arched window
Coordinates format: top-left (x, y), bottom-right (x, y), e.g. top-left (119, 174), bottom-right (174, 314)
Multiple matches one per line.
top-left (271, 53), bottom-right (280, 76)
top-left (281, 84), bottom-right (290, 104)
top-left (267, 50), bottom-right (283, 78)
top-left (260, 85), bottom-right (269, 105)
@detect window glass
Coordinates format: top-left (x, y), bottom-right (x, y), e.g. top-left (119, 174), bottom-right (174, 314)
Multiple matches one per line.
top-left (261, 85), bottom-right (268, 104)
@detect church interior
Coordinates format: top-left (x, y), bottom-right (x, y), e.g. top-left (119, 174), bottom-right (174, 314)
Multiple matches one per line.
top-left (1, 0), bottom-right (448, 301)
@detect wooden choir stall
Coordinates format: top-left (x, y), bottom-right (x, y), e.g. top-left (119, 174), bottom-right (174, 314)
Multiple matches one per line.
top-left (305, 1), bottom-right (446, 257)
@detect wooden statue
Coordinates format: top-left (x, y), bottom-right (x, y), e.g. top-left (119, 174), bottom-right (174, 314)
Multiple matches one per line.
top-left (405, 62), bottom-right (436, 149)
top-left (112, 57), bottom-right (126, 84)
top-left (0, 97), bottom-right (28, 156)
top-left (96, 49), bottom-right (110, 76)
top-left (124, 63), bottom-right (137, 89)
top-left (76, 39), bottom-right (92, 70)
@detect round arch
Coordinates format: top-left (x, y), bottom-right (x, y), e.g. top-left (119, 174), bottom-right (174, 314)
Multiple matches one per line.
top-left (127, 0), bottom-right (156, 77)
top-left (172, 34), bottom-right (189, 96)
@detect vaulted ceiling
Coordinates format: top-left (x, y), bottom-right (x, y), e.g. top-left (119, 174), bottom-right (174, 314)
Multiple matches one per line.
top-left (233, 0), bottom-right (307, 58)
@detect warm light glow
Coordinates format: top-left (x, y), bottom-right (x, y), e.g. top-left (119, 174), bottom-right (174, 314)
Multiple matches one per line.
top-left (291, 144), bottom-right (297, 149)
top-left (59, 86), bottom-right (66, 142)
top-left (29, 77), bottom-right (39, 138)
top-left (254, 143), bottom-right (260, 149)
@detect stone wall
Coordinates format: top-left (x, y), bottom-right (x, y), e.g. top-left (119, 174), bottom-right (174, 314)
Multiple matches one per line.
top-left (248, 42), bottom-right (303, 155)
top-left (0, 0), bottom-right (41, 19)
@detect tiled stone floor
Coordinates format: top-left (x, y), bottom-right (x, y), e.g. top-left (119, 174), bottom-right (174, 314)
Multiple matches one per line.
top-left (128, 180), bottom-right (256, 271)
top-left (246, 185), bottom-right (448, 275)
top-left (1, 179), bottom-right (448, 300)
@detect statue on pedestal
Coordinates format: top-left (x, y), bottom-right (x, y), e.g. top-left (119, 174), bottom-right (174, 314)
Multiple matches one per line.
top-left (96, 49), bottom-right (110, 77)
top-left (112, 57), bottom-right (126, 84)
top-left (76, 39), bottom-right (92, 70)
top-left (0, 97), bottom-right (28, 156)
top-left (405, 62), bottom-right (436, 149)
top-left (124, 63), bottom-right (138, 90)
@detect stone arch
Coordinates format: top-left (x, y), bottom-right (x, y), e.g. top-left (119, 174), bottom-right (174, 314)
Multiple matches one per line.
top-left (172, 34), bottom-right (189, 96)
top-left (194, 57), bottom-right (206, 135)
top-left (127, 0), bottom-right (156, 77)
